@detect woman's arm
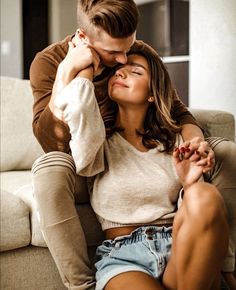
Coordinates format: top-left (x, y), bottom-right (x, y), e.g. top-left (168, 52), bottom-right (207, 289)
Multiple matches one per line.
top-left (30, 39), bottom-right (100, 153)
top-left (55, 75), bottom-right (106, 176)
top-left (173, 146), bottom-right (204, 190)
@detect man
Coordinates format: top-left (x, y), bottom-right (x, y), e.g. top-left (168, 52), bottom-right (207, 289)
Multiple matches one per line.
top-left (30, 0), bottom-right (236, 289)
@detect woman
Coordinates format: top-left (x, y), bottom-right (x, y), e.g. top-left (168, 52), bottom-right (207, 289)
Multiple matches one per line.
top-left (56, 40), bottom-right (229, 290)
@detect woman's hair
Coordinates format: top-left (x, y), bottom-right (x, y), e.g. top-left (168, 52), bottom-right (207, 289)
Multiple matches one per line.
top-left (97, 40), bottom-right (182, 153)
top-left (77, 0), bottom-right (139, 38)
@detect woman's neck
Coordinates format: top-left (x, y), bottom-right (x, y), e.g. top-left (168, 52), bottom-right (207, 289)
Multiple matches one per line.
top-left (116, 107), bottom-right (148, 152)
top-left (118, 107), bottom-right (144, 132)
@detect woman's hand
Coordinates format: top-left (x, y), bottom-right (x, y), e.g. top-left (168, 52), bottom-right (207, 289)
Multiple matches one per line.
top-left (180, 137), bottom-right (215, 174)
top-left (173, 145), bottom-right (204, 189)
top-left (63, 41), bottom-right (100, 80)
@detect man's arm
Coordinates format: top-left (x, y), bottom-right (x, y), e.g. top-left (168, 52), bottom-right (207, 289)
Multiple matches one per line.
top-left (30, 50), bottom-right (71, 153)
top-left (181, 123), bottom-right (204, 141)
top-left (30, 37), bottom-right (99, 153)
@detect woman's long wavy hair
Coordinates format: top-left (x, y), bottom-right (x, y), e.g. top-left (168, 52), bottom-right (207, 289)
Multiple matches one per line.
top-left (95, 40), bottom-right (182, 153)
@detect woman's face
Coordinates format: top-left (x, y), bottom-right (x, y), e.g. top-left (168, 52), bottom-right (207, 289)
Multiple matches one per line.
top-left (108, 54), bottom-right (151, 106)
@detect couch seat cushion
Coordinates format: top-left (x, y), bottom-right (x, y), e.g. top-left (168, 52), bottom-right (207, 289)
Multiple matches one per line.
top-left (0, 190), bottom-right (31, 251)
top-left (1, 170), bottom-right (32, 194)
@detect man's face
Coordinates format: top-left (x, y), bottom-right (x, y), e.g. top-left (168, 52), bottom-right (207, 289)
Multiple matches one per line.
top-left (83, 28), bottom-right (136, 67)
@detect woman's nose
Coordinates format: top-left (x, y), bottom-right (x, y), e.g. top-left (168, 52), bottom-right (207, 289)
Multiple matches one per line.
top-left (115, 68), bottom-right (126, 78)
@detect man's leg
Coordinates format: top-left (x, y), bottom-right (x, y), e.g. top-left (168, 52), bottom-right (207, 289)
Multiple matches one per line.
top-left (32, 151), bottom-right (95, 290)
top-left (205, 137), bottom-right (236, 274)
top-left (162, 182), bottom-right (228, 290)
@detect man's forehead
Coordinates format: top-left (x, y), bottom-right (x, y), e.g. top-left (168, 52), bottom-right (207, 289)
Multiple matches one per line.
top-left (98, 31), bottom-right (136, 52)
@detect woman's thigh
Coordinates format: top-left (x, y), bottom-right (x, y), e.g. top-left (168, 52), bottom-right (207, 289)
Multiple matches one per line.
top-left (105, 271), bottom-right (165, 290)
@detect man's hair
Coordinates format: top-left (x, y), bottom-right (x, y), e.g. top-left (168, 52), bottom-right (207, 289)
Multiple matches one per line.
top-left (77, 0), bottom-right (139, 38)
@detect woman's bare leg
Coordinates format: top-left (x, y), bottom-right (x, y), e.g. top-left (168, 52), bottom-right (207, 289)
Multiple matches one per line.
top-left (162, 182), bottom-right (228, 290)
top-left (105, 271), bottom-right (165, 290)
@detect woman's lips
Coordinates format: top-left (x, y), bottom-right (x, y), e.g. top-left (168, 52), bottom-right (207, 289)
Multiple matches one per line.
top-left (112, 80), bottom-right (129, 88)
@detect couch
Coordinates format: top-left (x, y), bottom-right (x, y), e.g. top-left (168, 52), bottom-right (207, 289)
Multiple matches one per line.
top-left (0, 76), bottom-right (235, 290)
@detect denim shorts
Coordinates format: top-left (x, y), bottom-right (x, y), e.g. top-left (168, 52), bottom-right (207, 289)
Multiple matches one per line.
top-left (95, 225), bottom-right (172, 290)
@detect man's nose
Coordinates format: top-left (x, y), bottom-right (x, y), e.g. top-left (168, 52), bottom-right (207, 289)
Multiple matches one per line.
top-left (115, 53), bottom-right (127, 64)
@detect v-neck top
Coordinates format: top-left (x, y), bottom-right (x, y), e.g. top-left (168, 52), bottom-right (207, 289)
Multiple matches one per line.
top-left (56, 77), bottom-right (183, 230)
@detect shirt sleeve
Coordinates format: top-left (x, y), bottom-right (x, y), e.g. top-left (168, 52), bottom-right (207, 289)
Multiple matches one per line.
top-left (30, 52), bottom-right (71, 153)
top-left (55, 77), bottom-right (106, 176)
top-left (171, 93), bottom-right (201, 127)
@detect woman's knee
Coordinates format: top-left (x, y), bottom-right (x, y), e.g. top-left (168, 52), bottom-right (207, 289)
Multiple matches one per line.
top-left (183, 182), bottom-right (227, 225)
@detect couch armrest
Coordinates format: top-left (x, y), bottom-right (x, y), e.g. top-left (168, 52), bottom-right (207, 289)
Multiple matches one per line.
top-left (190, 109), bottom-right (235, 141)
top-left (0, 190), bottom-right (31, 251)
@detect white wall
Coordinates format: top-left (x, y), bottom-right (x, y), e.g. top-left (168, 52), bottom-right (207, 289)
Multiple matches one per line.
top-left (189, 0), bottom-right (236, 128)
top-left (0, 0), bottom-right (23, 78)
top-left (49, 0), bottom-right (77, 44)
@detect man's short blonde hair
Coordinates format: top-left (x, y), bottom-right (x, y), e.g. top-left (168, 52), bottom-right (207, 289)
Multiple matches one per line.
top-left (77, 0), bottom-right (139, 38)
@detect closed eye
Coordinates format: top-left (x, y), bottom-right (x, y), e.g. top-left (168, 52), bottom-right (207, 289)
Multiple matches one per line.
top-left (132, 69), bottom-right (142, 75)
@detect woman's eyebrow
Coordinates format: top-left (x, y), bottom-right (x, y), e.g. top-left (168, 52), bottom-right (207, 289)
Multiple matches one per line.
top-left (129, 62), bottom-right (147, 71)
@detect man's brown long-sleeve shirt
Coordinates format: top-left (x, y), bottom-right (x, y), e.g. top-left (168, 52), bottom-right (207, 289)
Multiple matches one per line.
top-left (30, 35), bottom-right (199, 153)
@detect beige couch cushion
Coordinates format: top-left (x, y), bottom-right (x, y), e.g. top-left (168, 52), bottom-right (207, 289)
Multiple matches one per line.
top-left (0, 77), bottom-right (43, 171)
top-left (1, 170), bottom-right (32, 193)
top-left (0, 190), bottom-right (30, 251)
top-left (1, 170), bottom-right (104, 248)
top-left (190, 108), bottom-right (235, 141)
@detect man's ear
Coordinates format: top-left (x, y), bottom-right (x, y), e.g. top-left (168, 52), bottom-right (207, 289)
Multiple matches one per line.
top-left (148, 96), bottom-right (154, 102)
top-left (76, 29), bottom-right (89, 43)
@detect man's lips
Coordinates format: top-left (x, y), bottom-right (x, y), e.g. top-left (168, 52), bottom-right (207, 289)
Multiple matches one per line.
top-left (112, 80), bottom-right (129, 88)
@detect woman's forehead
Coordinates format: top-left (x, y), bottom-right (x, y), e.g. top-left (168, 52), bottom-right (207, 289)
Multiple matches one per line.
top-left (126, 54), bottom-right (148, 69)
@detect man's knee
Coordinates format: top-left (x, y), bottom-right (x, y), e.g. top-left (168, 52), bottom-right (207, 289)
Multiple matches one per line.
top-left (32, 151), bottom-right (77, 200)
top-left (32, 151), bottom-right (76, 175)
top-left (212, 140), bottom-right (236, 167)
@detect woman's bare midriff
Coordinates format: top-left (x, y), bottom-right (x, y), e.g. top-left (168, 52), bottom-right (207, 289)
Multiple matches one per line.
top-left (105, 223), bottom-right (173, 240)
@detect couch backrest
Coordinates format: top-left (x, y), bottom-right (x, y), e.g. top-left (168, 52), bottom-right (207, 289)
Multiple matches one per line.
top-left (1, 76), bottom-right (235, 172)
top-left (1, 77), bottom-right (43, 172)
